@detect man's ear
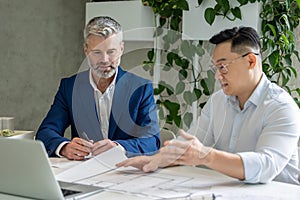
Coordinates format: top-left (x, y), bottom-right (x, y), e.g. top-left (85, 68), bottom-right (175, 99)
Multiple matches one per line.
top-left (83, 43), bottom-right (88, 55)
top-left (248, 53), bottom-right (257, 69)
top-left (120, 41), bottom-right (125, 54)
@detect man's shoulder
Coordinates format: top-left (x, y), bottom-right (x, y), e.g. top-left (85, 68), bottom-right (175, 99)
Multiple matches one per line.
top-left (262, 81), bottom-right (299, 112)
top-left (61, 70), bottom-right (89, 84)
top-left (118, 67), bottom-right (152, 85)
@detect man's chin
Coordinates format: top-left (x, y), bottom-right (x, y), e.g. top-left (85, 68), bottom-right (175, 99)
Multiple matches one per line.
top-left (95, 69), bottom-right (116, 79)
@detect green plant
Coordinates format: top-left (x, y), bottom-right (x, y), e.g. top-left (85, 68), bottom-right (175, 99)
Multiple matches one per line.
top-left (143, 0), bottom-right (300, 130)
top-left (260, 0), bottom-right (300, 106)
top-left (142, 0), bottom-right (215, 129)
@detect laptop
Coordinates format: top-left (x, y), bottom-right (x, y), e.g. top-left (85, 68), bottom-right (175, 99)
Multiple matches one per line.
top-left (0, 139), bottom-right (103, 200)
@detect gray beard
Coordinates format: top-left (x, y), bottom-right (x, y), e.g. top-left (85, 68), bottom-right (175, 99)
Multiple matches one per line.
top-left (96, 68), bottom-right (116, 79)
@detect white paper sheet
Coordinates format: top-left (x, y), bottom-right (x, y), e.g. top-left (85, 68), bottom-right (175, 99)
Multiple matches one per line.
top-left (54, 147), bottom-right (232, 199)
top-left (56, 146), bottom-right (127, 182)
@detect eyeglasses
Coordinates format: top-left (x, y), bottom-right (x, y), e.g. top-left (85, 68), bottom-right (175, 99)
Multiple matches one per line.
top-left (210, 52), bottom-right (259, 74)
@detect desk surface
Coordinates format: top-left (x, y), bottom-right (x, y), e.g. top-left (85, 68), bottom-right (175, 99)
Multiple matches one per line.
top-left (51, 157), bottom-right (300, 200)
top-left (1, 158), bottom-right (299, 200)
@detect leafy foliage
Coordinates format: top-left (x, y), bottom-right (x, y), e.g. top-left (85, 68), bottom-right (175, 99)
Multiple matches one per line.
top-left (142, 0), bottom-right (214, 129)
top-left (142, 0), bottom-right (300, 130)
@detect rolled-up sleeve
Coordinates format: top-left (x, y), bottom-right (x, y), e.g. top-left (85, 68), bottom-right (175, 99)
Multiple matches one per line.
top-left (238, 99), bottom-right (300, 184)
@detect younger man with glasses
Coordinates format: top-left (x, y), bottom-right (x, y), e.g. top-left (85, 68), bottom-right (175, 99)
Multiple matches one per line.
top-left (117, 26), bottom-right (300, 185)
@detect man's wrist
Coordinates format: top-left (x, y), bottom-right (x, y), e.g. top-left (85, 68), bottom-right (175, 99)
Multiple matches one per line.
top-left (55, 141), bottom-right (69, 157)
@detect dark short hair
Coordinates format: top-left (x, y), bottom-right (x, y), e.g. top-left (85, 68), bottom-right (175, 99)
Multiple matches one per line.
top-left (209, 26), bottom-right (261, 55)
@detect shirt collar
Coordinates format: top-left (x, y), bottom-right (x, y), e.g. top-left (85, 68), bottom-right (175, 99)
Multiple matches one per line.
top-left (246, 74), bottom-right (268, 106)
top-left (227, 73), bottom-right (269, 109)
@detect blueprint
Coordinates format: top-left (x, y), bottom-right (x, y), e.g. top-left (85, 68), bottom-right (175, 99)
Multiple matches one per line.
top-left (55, 147), bottom-right (234, 199)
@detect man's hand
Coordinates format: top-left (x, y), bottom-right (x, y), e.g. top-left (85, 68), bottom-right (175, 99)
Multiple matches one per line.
top-left (91, 139), bottom-right (117, 156)
top-left (116, 129), bottom-right (212, 171)
top-left (60, 137), bottom-right (93, 160)
top-left (161, 129), bottom-right (211, 166)
top-left (116, 153), bottom-right (173, 172)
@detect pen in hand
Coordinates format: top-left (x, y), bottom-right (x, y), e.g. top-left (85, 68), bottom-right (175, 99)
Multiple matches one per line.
top-left (81, 132), bottom-right (94, 158)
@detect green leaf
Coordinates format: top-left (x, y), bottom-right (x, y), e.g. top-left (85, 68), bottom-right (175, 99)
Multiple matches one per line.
top-left (175, 0), bottom-right (189, 10)
top-left (231, 7), bottom-right (241, 20)
top-left (265, 24), bottom-right (277, 37)
top-left (279, 14), bottom-right (290, 30)
top-left (281, 73), bottom-right (289, 87)
top-left (183, 91), bottom-right (193, 106)
top-left (204, 8), bottom-right (216, 25)
top-left (237, 0), bottom-right (248, 6)
top-left (179, 69), bottom-right (188, 80)
top-left (170, 16), bottom-right (180, 31)
top-left (193, 88), bottom-right (202, 99)
top-left (195, 45), bottom-right (205, 56)
top-left (147, 49), bottom-right (154, 61)
top-left (154, 83), bottom-right (165, 95)
top-left (269, 50), bottom-right (279, 67)
top-left (183, 112), bottom-right (193, 128)
top-left (163, 62), bottom-right (172, 71)
top-left (166, 85), bottom-right (175, 95)
top-left (164, 100), bottom-right (180, 115)
top-left (181, 41), bottom-right (194, 60)
top-left (167, 52), bottom-right (176, 65)
top-left (197, 0), bottom-right (204, 6)
top-left (201, 79), bottom-right (210, 95)
top-left (296, 88), bottom-right (300, 96)
top-left (163, 30), bottom-right (180, 44)
top-left (174, 115), bottom-right (182, 128)
top-left (181, 59), bottom-right (189, 69)
top-left (159, 17), bottom-right (167, 27)
top-left (199, 102), bottom-right (206, 109)
top-left (158, 107), bottom-right (165, 120)
top-left (296, 0), bottom-right (300, 8)
top-left (176, 81), bottom-right (185, 94)
top-left (200, 71), bottom-right (216, 96)
top-left (216, 0), bottom-right (230, 14)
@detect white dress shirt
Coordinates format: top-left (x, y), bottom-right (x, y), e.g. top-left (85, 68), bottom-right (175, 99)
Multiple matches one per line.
top-left (55, 68), bottom-right (121, 157)
top-left (89, 68), bottom-right (117, 139)
top-left (195, 74), bottom-right (300, 185)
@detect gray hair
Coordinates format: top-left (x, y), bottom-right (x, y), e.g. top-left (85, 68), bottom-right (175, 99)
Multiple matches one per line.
top-left (84, 16), bottom-right (123, 44)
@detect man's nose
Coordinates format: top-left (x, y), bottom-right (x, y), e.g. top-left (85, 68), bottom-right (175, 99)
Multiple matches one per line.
top-left (99, 53), bottom-right (109, 62)
top-left (214, 70), bottom-right (223, 80)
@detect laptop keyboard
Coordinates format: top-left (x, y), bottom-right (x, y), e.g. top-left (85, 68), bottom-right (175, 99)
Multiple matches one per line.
top-left (61, 188), bottom-right (81, 197)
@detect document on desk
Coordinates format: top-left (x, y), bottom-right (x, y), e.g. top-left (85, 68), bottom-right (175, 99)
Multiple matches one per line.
top-left (56, 146), bottom-right (128, 182)
top-left (55, 147), bottom-right (233, 199)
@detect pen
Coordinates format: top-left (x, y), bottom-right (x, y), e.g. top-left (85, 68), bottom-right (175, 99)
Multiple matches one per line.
top-left (171, 193), bottom-right (217, 200)
top-left (81, 131), bottom-right (90, 141)
top-left (189, 193), bottom-right (217, 200)
top-left (81, 132), bottom-right (93, 159)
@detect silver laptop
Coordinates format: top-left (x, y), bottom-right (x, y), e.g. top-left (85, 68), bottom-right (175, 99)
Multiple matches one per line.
top-left (0, 139), bottom-right (102, 200)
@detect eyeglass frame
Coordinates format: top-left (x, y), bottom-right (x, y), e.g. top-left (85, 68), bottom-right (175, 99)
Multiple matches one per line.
top-left (210, 52), bottom-right (260, 74)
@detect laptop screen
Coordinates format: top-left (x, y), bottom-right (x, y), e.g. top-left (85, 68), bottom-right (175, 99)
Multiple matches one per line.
top-left (0, 139), bottom-right (102, 200)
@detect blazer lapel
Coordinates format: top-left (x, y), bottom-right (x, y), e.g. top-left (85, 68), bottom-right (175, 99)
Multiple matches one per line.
top-left (108, 67), bottom-right (129, 139)
top-left (72, 70), bottom-right (103, 141)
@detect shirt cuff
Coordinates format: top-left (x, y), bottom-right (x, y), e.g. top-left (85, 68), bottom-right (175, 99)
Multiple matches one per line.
top-left (237, 152), bottom-right (262, 183)
top-left (114, 141), bottom-right (126, 155)
top-left (55, 141), bottom-right (70, 157)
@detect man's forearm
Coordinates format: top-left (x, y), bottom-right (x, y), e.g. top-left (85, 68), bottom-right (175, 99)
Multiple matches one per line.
top-left (205, 149), bottom-right (245, 180)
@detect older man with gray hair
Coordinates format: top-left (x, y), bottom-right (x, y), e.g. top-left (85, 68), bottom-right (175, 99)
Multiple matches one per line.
top-left (36, 16), bottom-right (160, 160)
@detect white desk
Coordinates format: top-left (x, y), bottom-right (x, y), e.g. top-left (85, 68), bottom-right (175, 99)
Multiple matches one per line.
top-left (1, 158), bottom-right (299, 200)
top-left (52, 158), bottom-right (300, 200)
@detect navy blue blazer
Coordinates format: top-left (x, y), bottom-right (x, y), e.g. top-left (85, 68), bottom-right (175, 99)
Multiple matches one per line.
top-left (36, 67), bottom-right (160, 157)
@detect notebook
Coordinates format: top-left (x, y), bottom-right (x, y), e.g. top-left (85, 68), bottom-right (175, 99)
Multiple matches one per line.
top-left (0, 138), bottom-right (103, 200)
